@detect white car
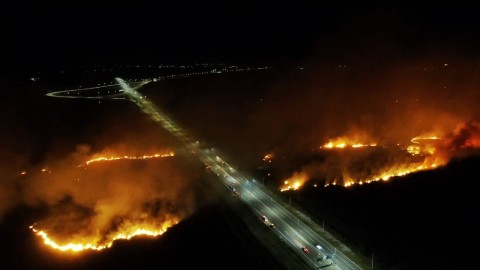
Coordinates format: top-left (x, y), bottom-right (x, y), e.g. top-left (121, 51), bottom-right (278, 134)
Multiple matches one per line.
top-left (315, 244), bottom-right (323, 250)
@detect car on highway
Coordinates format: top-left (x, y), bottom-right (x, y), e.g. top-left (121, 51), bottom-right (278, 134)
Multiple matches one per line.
top-left (315, 244), bottom-right (323, 250)
top-left (301, 247), bottom-right (309, 253)
top-left (260, 215), bottom-right (275, 228)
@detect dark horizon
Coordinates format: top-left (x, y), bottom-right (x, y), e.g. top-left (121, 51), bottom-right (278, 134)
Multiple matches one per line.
top-left (8, 4), bottom-right (480, 72)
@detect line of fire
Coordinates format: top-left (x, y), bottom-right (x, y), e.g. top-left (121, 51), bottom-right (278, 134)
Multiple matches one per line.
top-left (279, 124), bottom-right (480, 191)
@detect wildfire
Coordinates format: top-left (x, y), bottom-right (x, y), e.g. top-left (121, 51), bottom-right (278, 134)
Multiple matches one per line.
top-left (320, 137), bottom-right (377, 149)
top-left (326, 156), bottom-right (444, 188)
top-left (30, 217), bottom-right (180, 253)
top-left (407, 136), bottom-right (441, 155)
top-left (279, 172), bottom-right (308, 191)
top-left (80, 152), bottom-right (175, 167)
top-left (410, 136), bottom-right (442, 144)
top-left (27, 148), bottom-right (184, 253)
top-left (281, 128), bottom-right (477, 191)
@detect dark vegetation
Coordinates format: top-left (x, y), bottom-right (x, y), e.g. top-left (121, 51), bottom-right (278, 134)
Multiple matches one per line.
top-left (288, 155), bottom-right (480, 269)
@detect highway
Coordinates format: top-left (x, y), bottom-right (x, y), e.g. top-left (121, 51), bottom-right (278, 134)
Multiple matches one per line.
top-left (113, 78), bottom-right (364, 270)
top-left (201, 155), bottom-right (362, 270)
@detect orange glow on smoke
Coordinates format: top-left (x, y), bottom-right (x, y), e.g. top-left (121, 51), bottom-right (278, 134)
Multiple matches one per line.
top-left (80, 152), bottom-right (175, 167)
top-left (29, 149), bottom-right (180, 253)
top-left (280, 128), bottom-right (477, 191)
top-left (30, 217), bottom-right (180, 253)
top-left (320, 137), bottom-right (377, 149)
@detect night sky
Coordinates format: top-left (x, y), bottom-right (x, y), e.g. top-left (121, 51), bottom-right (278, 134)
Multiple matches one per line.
top-left (8, 3), bottom-right (480, 72)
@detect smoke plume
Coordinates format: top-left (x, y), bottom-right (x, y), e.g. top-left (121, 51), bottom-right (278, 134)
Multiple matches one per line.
top-left (1, 142), bottom-right (203, 250)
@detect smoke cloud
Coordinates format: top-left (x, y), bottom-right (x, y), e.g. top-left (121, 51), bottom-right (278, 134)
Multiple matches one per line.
top-left (2, 142), bottom-right (203, 247)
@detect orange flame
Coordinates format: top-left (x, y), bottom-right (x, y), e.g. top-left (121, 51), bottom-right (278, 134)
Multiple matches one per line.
top-left (410, 136), bottom-right (442, 144)
top-left (279, 172), bottom-right (308, 191)
top-left (326, 155), bottom-right (445, 188)
top-left (281, 129), bottom-right (471, 191)
top-left (319, 134), bottom-right (448, 188)
top-left (80, 152), bottom-right (175, 167)
top-left (30, 217), bottom-right (180, 253)
top-left (320, 137), bottom-right (377, 149)
top-left (29, 149), bottom-right (179, 253)
top-left (406, 135), bottom-right (442, 156)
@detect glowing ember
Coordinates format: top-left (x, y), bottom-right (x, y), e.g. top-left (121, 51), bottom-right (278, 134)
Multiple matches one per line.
top-left (325, 156), bottom-right (444, 188)
top-left (406, 145), bottom-right (422, 155)
top-left (30, 217), bottom-right (180, 253)
top-left (320, 137), bottom-right (377, 149)
top-left (352, 143), bottom-right (377, 148)
top-left (410, 136), bottom-right (442, 145)
top-left (80, 152), bottom-right (175, 167)
top-left (279, 172), bottom-right (308, 191)
top-left (263, 153), bottom-right (273, 162)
